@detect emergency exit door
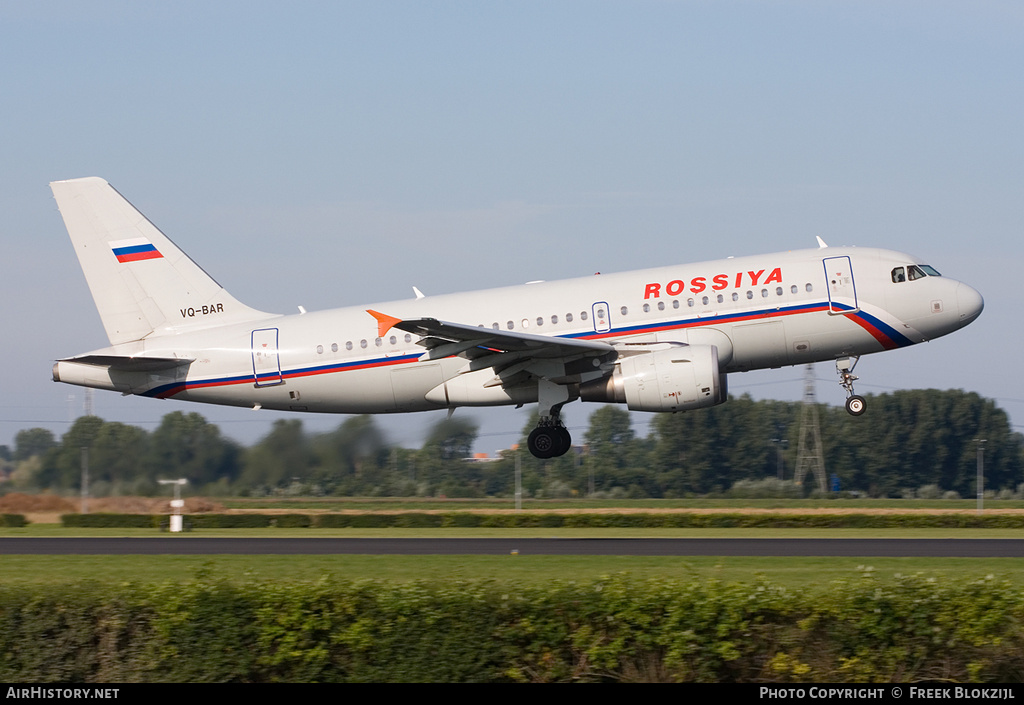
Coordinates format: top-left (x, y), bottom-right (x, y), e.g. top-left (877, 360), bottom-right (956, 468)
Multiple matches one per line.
top-left (251, 328), bottom-right (283, 387)
top-left (823, 256), bottom-right (859, 314)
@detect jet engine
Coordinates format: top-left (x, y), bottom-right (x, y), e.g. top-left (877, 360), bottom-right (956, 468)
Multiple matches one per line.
top-left (580, 344), bottom-right (727, 412)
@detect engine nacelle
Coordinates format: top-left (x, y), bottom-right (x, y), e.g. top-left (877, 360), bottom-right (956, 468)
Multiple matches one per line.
top-left (580, 344), bottom-right (727, 412)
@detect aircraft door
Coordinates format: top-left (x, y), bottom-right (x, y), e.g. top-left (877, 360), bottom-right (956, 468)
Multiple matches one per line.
top-left (823, 256), bottom-right (859, 314)
top-left (251, 328), bottom-right (284, 387)
top-left (592, 301), bottom-right (611, 334)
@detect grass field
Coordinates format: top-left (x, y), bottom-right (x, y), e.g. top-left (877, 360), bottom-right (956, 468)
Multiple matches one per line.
top-left (218, 497), bottom-right (1024, 511)
top-left (2, 523), bottom-right (1022, 590)
top-left (1, 553), bottom-right (1021, 590)
top-left (3, 497), bottom-right (1022, 590)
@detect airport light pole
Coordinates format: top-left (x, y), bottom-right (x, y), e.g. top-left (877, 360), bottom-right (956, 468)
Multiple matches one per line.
top-left (514, 450), bottom-right (522, 512)
top-left (80, 446), bottom-right (89, 514)
top-left (770, 437), bottom-right (788, 481)
top-left (975, 439), bottom-right (986, 515)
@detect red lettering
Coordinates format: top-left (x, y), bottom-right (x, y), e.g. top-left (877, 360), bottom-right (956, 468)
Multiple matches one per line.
top-left (644, 268), bottom-right (779, 299)
top-left (666, 279), bottom-right (686, 296)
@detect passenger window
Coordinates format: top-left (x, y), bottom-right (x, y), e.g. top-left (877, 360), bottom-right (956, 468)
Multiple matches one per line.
top-left (536, 317), bottom-right (544, 326)
top-left (360, 340), bottom-right (367, 349)
top-left (717, 294), bottom-right (724, 303)
top-left (551, 315), bottom-right (558, 324)
top-left (331, 343), bottom-right (338, 352)
top-left (642, 304), bottom-right (650, 313)
top-left (746, 291), bottom-right (754, 300)
top-left (581, 311), bottom-right (588, 321)
top-left (791, 285), bottom-right (798, 294)
top-left (620, 306), bottom-right (628, 316)
top-left (687, 298), bottom-right (695, 307)
top-left (702, 296), bottom-right (709, 305)
top-left (672, 300), bottom-right (680, 309)
top-left (316, 345), bottom-right (323, 354)
top-left (805, 283), bottom-right (813, 292)
top-left (566, 313), bottom-right (573, 322)
top-left (892, 267), bottom-right (906, 283)
top-left (732, 292), bottom-right (739, 302)
top-left (658, 301), bottom-right (665, 311)
top-left (346, 341), bottom-right (353, 351)
top-left (404, 334), bottom-right (412, 343)
top-left (507, 321), bottom-right (514, 330)
top-left (776, 287), bottom-right (783, 296)
top-left (389, 336), bottom-right (396, 345)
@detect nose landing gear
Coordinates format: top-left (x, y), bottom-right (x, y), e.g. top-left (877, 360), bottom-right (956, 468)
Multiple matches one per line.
top-left (837, 356), bottom-right (866, 416)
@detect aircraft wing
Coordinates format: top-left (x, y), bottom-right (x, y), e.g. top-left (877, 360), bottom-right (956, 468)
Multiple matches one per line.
top-left (367, 310), bottom-right (614, 366)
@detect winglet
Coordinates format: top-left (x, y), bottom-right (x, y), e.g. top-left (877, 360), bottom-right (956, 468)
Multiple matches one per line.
top-left (816, 236), bottom-right (829, 249)
top-left (367, 309), bottom-right (403, 337)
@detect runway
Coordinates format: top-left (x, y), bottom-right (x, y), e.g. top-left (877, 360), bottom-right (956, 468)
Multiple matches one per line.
top-left (2, 537), bottom-right (1024, 557)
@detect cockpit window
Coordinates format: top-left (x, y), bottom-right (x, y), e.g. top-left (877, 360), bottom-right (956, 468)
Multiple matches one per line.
top-left (908, 265), bottom-right (927, 281)
top-left (919, 265), bottom-right (941, 276)
top-left (891, 267), bottom-right (906, 283)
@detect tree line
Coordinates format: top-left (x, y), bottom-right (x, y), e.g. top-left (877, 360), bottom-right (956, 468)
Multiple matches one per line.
top-left (1, 389), bottom-right (1021, 499)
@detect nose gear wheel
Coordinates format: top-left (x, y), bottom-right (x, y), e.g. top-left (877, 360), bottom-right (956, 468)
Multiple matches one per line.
top-left (836, 357), bottom-right (866, 416)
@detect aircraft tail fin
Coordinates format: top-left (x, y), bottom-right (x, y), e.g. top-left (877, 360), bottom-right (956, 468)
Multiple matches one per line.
top-left (51, 177), bottom-right (276, 345)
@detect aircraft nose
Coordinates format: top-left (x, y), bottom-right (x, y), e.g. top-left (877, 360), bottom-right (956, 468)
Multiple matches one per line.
top-left (956, 282), bottom-right (984, 326)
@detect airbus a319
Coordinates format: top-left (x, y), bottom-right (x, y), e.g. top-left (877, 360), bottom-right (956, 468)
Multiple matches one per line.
top-left (50, 177), bottom-right (984, 458)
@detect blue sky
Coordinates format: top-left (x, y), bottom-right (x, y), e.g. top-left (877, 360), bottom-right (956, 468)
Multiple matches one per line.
top-left (1, 1), bottom-right (1021, 454)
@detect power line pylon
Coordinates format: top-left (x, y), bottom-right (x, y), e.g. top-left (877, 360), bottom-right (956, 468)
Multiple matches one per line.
top-left (794, 364), bottom-right (827, 493)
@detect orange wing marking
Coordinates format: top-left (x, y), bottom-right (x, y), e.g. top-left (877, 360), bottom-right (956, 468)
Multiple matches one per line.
top-left (366, 310), bottom-right (403, 338)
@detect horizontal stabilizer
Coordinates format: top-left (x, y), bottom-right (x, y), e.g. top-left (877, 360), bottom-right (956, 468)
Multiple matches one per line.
top-left (57, 354), bottom-right (193, 372)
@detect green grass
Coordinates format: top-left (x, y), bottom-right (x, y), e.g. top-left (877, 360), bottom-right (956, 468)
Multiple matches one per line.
top-left (220, 497), bottom-right (1024, 511)
top-left (4, 524), bottom-right (1024, 538)
top-left (2, 523), bottom-right (1023, 590)
top-left (1, 554), bottom-right (1021, 590)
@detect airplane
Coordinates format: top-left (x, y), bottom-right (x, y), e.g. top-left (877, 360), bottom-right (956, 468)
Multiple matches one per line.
top-left (50, 177), bottom-right (984, 459)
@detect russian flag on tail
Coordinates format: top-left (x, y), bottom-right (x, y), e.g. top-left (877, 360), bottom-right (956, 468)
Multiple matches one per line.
top-left (110, 237), bottom-right (163, 263)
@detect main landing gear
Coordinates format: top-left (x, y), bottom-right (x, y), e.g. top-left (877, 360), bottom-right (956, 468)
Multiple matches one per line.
top-left (528, 421), bottom-right (571, 459)
top-left (837, 356), bottom-right (866, 416)
top-left (527, 379), bottom-right (573, 459)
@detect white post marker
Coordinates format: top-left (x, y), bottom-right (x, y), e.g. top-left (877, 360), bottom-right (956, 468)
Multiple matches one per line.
top-left (158, 479), bottom-right (189, 532)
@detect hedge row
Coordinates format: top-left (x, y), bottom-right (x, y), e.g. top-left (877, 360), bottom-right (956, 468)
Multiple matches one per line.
top-left (1, 573), bottom-right (1022, 682)
top-left (59, 512), bottom-right (1024, 529)
top-left (0, 514), bottom-right (26, 528)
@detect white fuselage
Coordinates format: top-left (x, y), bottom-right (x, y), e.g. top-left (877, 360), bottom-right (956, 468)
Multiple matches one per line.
top-left (54, 246), bottom-right (983, 415)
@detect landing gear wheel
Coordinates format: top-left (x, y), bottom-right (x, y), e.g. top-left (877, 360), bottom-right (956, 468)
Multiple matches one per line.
top-left (527, 426), bottom-right (572, 459)
top-left (846, 395), bottom-right (866, 416)
top-left (528, 427), bottom-right (558, 459)
top-left (553, 426), bottom-right (571, 457)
